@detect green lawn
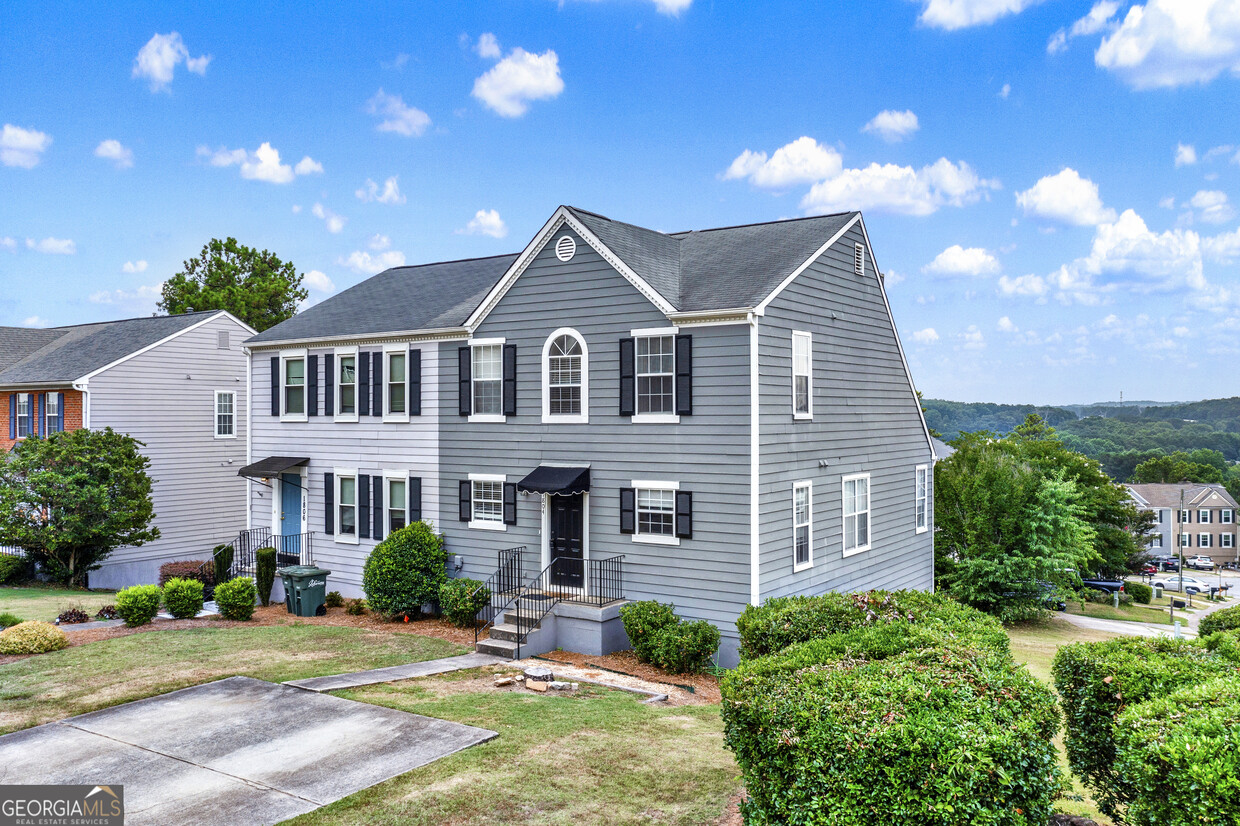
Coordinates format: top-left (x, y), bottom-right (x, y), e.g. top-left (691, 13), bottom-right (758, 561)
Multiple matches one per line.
top-left (284, 670), bottom-right (740, 826)
top-left (0, 623), bottom-right (464, 734)
top-left (0, 585), bottom-right (118, 623)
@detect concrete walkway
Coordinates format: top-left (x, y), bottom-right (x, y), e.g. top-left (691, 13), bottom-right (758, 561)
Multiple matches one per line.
top-left (1060, 611), bottom-right (1197, 639)
top-left (285, 651), bottom-right (508, 693)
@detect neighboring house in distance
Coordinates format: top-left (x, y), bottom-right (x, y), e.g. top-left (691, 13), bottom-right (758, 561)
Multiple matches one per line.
top-left (1126, 482), bottom-right (1239, 566)
top-left (0, 311), bottom-right (255, 587)
top-left (930, 436), bottom-right (955, 461)
top-left (242, 205), bottom-right (935, 665)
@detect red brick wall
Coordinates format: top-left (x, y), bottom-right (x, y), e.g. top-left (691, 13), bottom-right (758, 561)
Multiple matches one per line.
top-left (0, 389), bottom-right (83, 451)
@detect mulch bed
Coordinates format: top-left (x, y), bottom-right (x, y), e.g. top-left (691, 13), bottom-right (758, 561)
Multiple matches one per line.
top-left (534, 648), bottom-right (721, 703)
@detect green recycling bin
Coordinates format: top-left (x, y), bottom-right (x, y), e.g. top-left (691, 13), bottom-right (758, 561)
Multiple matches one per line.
top-left (278, 565), bottom-right (332, 617)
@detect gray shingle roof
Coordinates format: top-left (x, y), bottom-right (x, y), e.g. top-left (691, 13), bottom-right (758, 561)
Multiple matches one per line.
top-left (0, 311), bottom-right (219, 386)
top-left (1126, 483), bottom-right (1240, 510)
top-left (0, 327), bottom-right (70, 372)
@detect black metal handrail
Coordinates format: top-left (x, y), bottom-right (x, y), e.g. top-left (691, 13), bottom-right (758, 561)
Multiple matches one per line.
top-left (472, 546), bottom-right (525, 649)
top-left (195, 528), bottom-right (315, 589)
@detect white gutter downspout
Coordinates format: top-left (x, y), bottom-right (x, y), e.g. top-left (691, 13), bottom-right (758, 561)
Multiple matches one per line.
top-left (749, 313), bottom-right (761, 606)
top-left (244, 345), bottom-right (253, 532)
top-left (72, 381), bottom-right (89, 428)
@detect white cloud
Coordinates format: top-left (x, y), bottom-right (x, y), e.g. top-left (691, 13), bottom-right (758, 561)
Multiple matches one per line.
top-left (652, 0), bottom-right (692, 14)
top-left (339, 249), bottom-right (407, 275)
top-left (1048, 1), bottom-right (1122, 53)
top-left (294, 156), bottom-right (323, 176)
top-left (382, 53), bottom-right (410, 70)
top-left (1, 124), bottom-right (51, 168)
top-left (958, 324), bottom-right (986, 349)
top-left (132, 32), bottom-right (210, 92)
top-left (1160, 195), bottom-right (1177, 209)
top-left (862, 109), bottom-right (919, 142)
top-left (998, 273), bottom-right (1050, 297)
top-left (122, 260), bottom-right (148, 273)
top-left (88, 282), bottom-right (162, 313)
top-left (476, 32), bottom-right (501, 59)
top-left (1015, 168), bottom-right (1117, 226)
top-left (311, 203), bottom-right (346, 233)
top-left (22, 316), bottom-right (51, 328)
top-left (94, 139), bottom-right (134, 169)
top-left (26, 237), bottom-right (75, 255)
top-left (1095, 0), bottom-right (1240, 89)
top-left (801, 158), bottom-right (999, 216)
top-left (366, 89), bottom-right (431, 136)
top-left (999, 83), bottom-right (1011, 98)
top-left (472, 47), bottom-right (564, 117)
top-left (459, 209), bottom-right (508, 238)
top-left (723, 137), bottom-right (843, 188)
top-left (923, 245), bottom-right (1000, 276)
top-left (368, 233), bottom-right (391, 251)
top-left (1190, 190), bottom-right (1236, 224)
top-left (197, 142), bottom-right (318, 184)
top-left (916, 0), bottom-right (1042, 31)
top-left (1175, 142), bottom-right (1198, 167)
top-left (303, 270), bottom-right (335, 293)
top-left (911, 327), bottom-right (941, 344)
top-left (355, 176), bottom-right (406, 204)
top-left (0, 237), bottom-right (16, 252)
top-left (1204, 225), bottom-right (1240, 261)
top-left (997, 315), bottom-right (1019, 332)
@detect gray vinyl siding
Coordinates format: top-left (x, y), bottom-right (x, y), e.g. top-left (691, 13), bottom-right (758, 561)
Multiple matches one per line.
top-left (247, 341), bottom-right (441, 596)
top-left (756, 224), bottom-right (934, 601)
top-left (86, 314), bottom-right (251, 588)
top-left (438, 227), bottom-right (753, 644)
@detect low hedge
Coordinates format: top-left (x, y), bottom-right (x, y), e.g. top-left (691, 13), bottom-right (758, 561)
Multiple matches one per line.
top-left (652, 619), bottom-right (720, 674)
top-left (0, 621), bottom-right (70, 655)
top-left (1124, 580), bottom-right (1152, 604)
top-left (439, 578), bottom-right (490, 628)
top-left (115, 584), bottom-right (163, 627)
top-left (619, 600), bottom-right (679, 662)
top-left (1201, 629), bottom-right (1240, 663)
top-left (1198, 604), bottom-right (1240, 637)
top-left (0, 554), bottom-right (26, 584)
top-left (735, 589), bottom-right (1009, 661)
top-left (722, 646), bottom-right (1061, 825)
top-left (1051, 636), bottom-right (1240, 819)
top-left (1114, 676), bottom-right (1240, 826)
top-left (214, 576), bottom-right (257, 621)
top-left (162, 577), bottom-right (204, 619)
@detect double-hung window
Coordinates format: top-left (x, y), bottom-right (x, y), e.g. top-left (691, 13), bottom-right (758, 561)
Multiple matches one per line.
top-left (45, 393), bottom-right (60, 434)
top-left (1199, 509), bottom-right (1212, 524)
top-left (1180, 509), bottom-right (1192, 524)
top-left (543, 330), bottom-right (587, 422)
top-left (14, 393), bottom-right (31, 438)
top-left (842, 474), bottom-right (870, 556)
top-left (470, 474), bottom-right (505, 530)
top-left (1223, 533), bottom-right (1234, 549)
top-left (915, 465), bottom-right (929, 533)
top-left (386, 348), bottom-right (407, 420)
top-left (1151, 535), bottom-right (1163, 548)
top-left (792, 332), bottom-right (812, 419)
top-left (336, 472), bottom-right (358, 543)
top-left (282, 354), bottom-right (306, 420)
top-left (386, 475), bottom-right (407, 533)
top-left (1222, 509), bottom-right (1234, 524)
top-left (1199, 533), bottom-right (1212, 548)
top-left (1181, 532), bottom-right (1191, 547)
top-left (793, 481), bottom-right (812, 571)
top-left (472, 344), bottom-right (503, 418)
top-left (635, 334), bottom-right (675, 417)
top-left (1154, 509), bottom-right (1164, 524)
top-left (215, 390), bottom-right (236, 438)
top-left (636, 486), bottom-right (676, 540)
top-left (337, 352), bottom-right (357, 418)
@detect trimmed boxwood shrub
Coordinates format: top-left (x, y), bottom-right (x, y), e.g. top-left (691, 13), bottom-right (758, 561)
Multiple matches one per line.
top-left (163, 577), bottom-right (205, 619)
top-left (652, 619), bottom-right (720, 674)
top-left (1051, 636), bottom-right (1239, 819)
top-left (255, 547), bottom-right (277, 607)
top-left (619, 600), bottom-right (679, 662)
top-left (0, 554), bottom-right (26, 584)
top-left (439, 578), bottom-right (490, 628)
top-left (362, 522), bottom-right (447, 619)
top-left (735, 589), bottom-right (1009, 661)
top-left (722, 646), bottom-right (1061, 825)
top-left (1114, 676), bottom-right (1240, 826)
top-left (212, 544), bottom-right (234, 587)
top-left (0, 621), bottom-right (70, 655)
top-left (214, 576), bottom-right (257, 621)
top-left (1125, 580), bottom-right (1152, 605)
top-left (1198, 603), bottom-right (1240, 637)
top-left (115, 584), bottom-right (163, 627)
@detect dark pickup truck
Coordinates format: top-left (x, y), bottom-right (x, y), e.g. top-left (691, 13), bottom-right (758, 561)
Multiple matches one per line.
top-left (1081, 578), bottom-right (1125, 594)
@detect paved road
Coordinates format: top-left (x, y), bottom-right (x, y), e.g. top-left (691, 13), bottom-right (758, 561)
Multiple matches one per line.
top-left (1059, 597), bottom-right (1234, 640)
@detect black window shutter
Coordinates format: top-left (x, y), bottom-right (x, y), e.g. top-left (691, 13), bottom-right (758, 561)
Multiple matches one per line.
top-left (359, 474), bottom-right (371, 539)
top-left (619, 487), bottom-right (636, 534)
top-left (503, 482), bottom-right (518, 525)
top-left (372, 478), bottom-right (384, 541)
top-left (459, 480), bottom-right (471, 521)
top-left (308, 354), bottom-right (319, 416)
top-left (359, 352), bottom-right (371, 416)
top-left (324, 354), bottom-right (335, 418)
top-left (410, 477), bottom-right (422, 523)
top-left (324, 473), bottom-right (335, 534)
top-left (458, 347), bottom-right (471, 416)
top-left (409, 349), bottom-right (422, 416)
top-left (675, 334), bottom-right (693, 416)
top-left (502, 344), bottom-right (517, 416)
top-left (619, 338), bottom-right (635, 416)
top-left (675, 491), bottom-right (693, 539)
top-left (371, 353), bottom-right (383, 416)
top-left (270, 356), bottom-right (279, 416)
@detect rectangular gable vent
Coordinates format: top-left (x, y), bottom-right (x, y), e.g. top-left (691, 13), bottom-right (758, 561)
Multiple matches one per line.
top-left (854, 243), bottom-right (865, 276)
top-left (217, 331), bottom-right (229, 350)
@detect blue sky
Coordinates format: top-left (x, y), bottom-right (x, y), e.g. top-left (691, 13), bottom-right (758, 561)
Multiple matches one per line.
top-left (3, 0), bottom-right (1239, 405)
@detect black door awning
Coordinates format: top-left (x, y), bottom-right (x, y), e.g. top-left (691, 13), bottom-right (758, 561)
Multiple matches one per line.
top-left (237, 456), bottom-right (310, 479)
top-left (516, 465), bottom-right (590, 496)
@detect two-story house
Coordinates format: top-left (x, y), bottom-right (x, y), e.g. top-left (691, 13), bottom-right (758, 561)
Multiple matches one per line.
top-left (1126, 482), bottom-right (1239, 566)
top-left (0, 311), bottom-right (254, 587)
top-left (242, 206), bottom-right (935, 665)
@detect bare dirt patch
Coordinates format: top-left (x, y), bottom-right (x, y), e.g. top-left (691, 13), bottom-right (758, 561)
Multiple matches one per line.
top-left (529, 648), bottom-right (722, 704)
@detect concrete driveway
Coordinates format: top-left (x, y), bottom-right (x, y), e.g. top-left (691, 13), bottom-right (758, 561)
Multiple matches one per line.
top-left (0, 677), bottom-right (497, 826)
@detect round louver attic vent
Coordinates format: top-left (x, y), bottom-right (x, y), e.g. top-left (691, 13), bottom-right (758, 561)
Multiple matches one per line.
top-left (555, 235), bottom-right (576, 262)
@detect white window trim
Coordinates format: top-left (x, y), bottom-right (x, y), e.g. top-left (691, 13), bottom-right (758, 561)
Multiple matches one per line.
top-left (632, 413), bottom-right (680, 424)
top-left (1222, 533), bottom-right (1234, 548)
top-left (792, 331), bottom-right (812, 420)
top-left (1180, 532), bottom-right (1191, 547)
top-left (469, 472), bottom-right (507, 531)
top-left (915, 464), bottom-right (929, 534)
top-left (842, 472), bottom-right (872, 558)
top-left (280, 348), bottom-right (309, 423)
top-left (334, 346), bottom-right (359, 422)
top-left (383, 344), bottom-right (411, 423)
top-left (630, 326), bottom-right (678, 338)
top-left (541, 327), bottom-right (589, 424)
top-left (1221, 509), bottom-right (1234, 524)
top-left (383, 470), bottom-right (409, 534)
top-left (1199, 533), bottom-right (1212, 548)
top-left (792, 480), bottom-right (813, 572)
top-left (214, 389), bottom-right (237, 440)
top-left (1154, 509), bottom-right (1164, 524)
top-left (1180, 509), bottom-right (1192, 523)
top-left (333, 467), bottom-right (359, 545)
top-left (14, 392), bottom-right (31, 439)
top-left (630, 479), bottom-right (680, 546)
top-left (632, 329), bottom-right (678, 422)
top-left (1199, 509), bottom-right (1212, 524)
top-left (1151, 535), bottom-right (1163, 548)
top-left (468, 338), bottom-right (506, 424)
top-left (45, 393), bottom-right (60, 435)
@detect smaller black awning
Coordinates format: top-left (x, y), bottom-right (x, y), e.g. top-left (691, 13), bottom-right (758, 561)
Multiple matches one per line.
top-left (238, 456), bottom-right (309, 479)
top-left (516, 465), bottom-right (590, 496)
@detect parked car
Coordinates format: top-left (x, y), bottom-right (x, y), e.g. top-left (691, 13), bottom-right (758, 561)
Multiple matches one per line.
top-left (1150, 574), bottom-right (1216, 594)
top-left (1186, 555), bottom-right (1215, 571)
top-left (1081, 577), bottom-right (1125, 594)
top-left (1150, 556), bottom-right (1180, 572)
top-left (999, 581), bottom-right (1067, 611)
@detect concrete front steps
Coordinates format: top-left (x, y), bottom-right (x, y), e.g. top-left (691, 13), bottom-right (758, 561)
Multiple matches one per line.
top-left (475, 602), bottom-right (559, 659)
top-left (475, 598), bottom-right (630, 660)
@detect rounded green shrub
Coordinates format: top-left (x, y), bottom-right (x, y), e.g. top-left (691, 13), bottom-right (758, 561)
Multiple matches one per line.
top-left (214, 576), bottom-right (257, 621)
top-left (1114, 676), bottom-right (1240, 826)
top-left (346, 598), bottom-right (367, 616)
top-left (439, 578), bottom-right (490, 628)
top-left (162, 577), bottom-right (205, 619)
top-left (0, 621), bottom-right (70, 655)
top-left (255, 547), bottom-right (277, 607)
top-left (115, 584), bottom-right (163, 627)
top-left (722, 646), bottom-right (1061, 826)
top-left (1201, 629), bottom-right (1240, 663)
top-left (619, 600), bottom-right (679, 663)
top-left (0, 612), bottom-right (26, 629)
top-left (1125, 580), bottom-right (1152, 604)
top-left (0, 554), bottom-right (26, 584)
top-left (324, 590), bottom-right (344, 609)
top-left (652, 619), bottom-right (720, 674)
top-left (362, 522), bottom-right (446, 619)
top-left (1198, 603), bottom-right (1240, 637)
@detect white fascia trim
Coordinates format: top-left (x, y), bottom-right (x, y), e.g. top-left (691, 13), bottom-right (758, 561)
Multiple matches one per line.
top-left (630, 479), bottom-right (680, 490)
top-left (246, 327), bottom-right (468, 352)
top-left (542, 327), bottom-right (589, 424)
top-left (630, 326), bottom-right (678, 338)
top-left (632, 534), bottom-right (680, 546)
top-left (667, 308), bottom-right (754, 327)
top-left (213, 388), bottom-right (238, 440)
top-left (469, 472), bottom-right (507, 483)
top-left (76, 311), bottom-right (249, 384)
top-left (749, 317), bottom-right (760, 605)
top-left (752, 214), bottom-right (861, 316)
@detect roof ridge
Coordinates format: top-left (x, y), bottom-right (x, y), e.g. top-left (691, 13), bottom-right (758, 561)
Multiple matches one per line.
top-left (670, 210), bottom-right (858, 237)
top-left (0, 310), bottom-right (219, 333)
top-left (385, 251), bottom-right (521, 271)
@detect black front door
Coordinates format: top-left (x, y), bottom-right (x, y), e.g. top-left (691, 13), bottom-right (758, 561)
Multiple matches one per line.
top-left (549, 493), bottom-right (584, 589)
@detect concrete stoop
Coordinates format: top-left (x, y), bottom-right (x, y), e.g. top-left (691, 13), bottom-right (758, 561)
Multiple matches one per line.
top-left (475, 598), bottom-right (630, 659)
